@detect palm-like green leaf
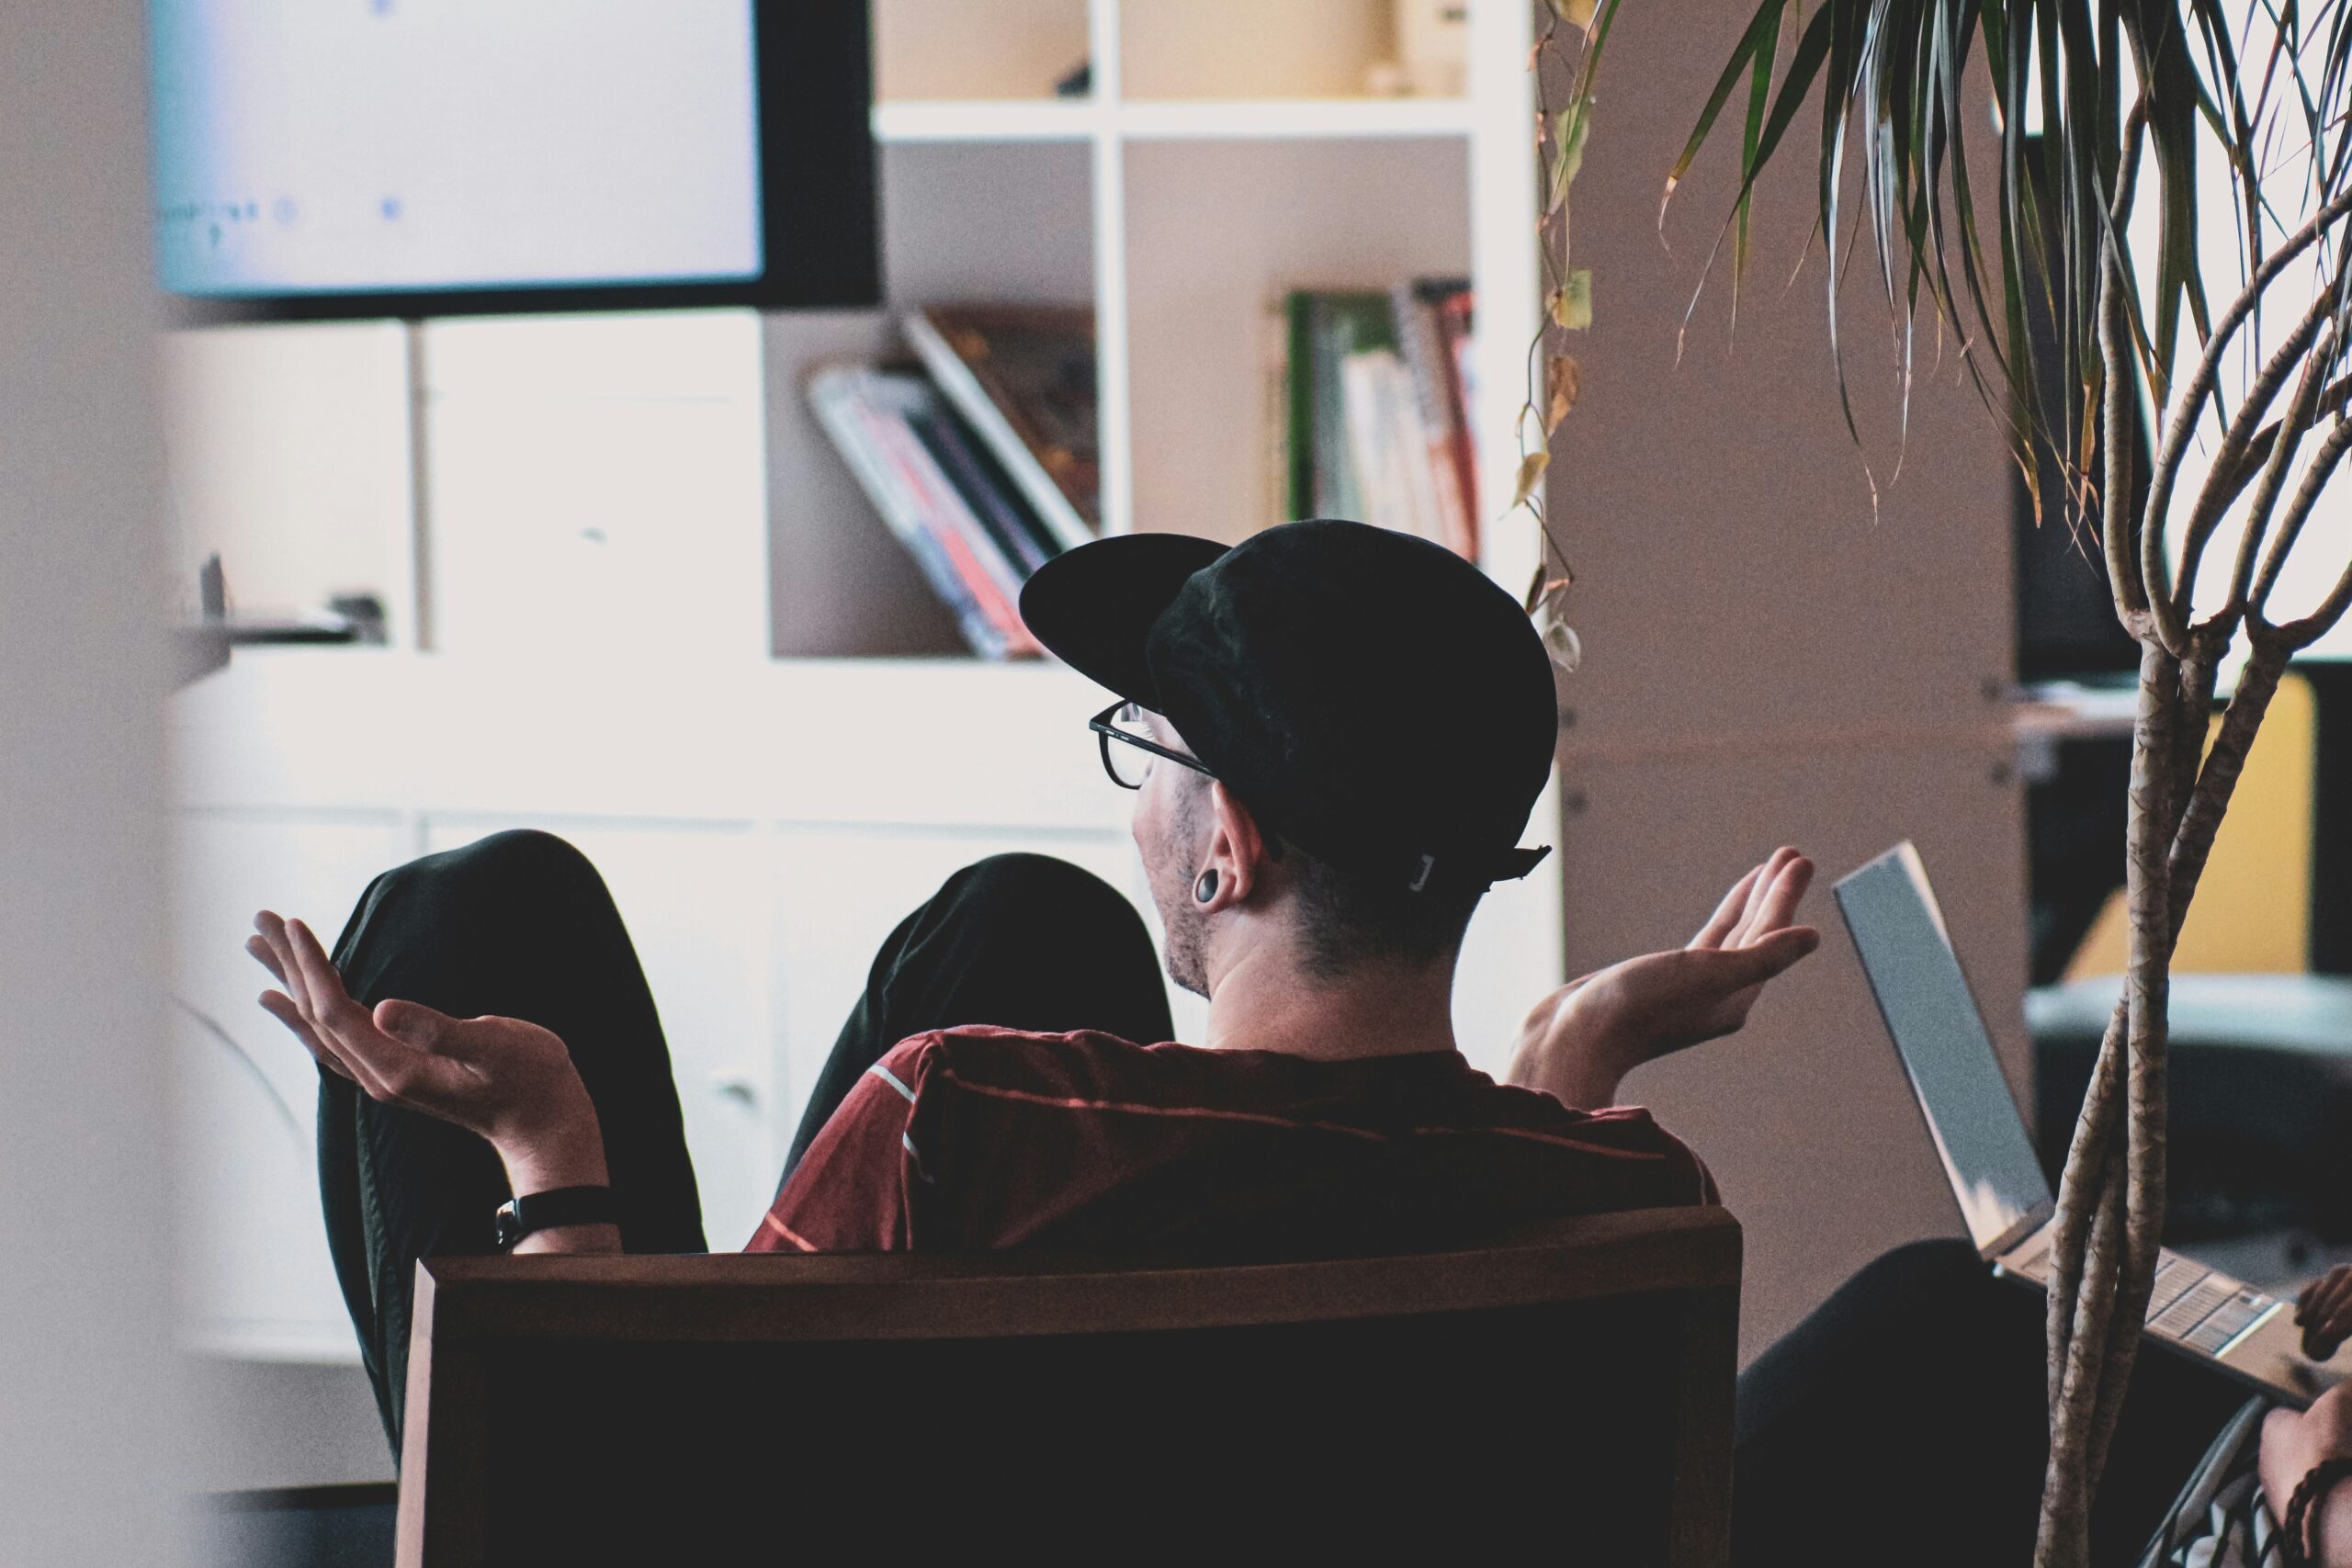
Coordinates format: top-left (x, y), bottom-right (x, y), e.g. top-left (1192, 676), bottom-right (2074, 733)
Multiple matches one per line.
top-left (1661, 11), bottom-right (2352, 1565)
top-left (1667, 0), bottom-right (2352, 547)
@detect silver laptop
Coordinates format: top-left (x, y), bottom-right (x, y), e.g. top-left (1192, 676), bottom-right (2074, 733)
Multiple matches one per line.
top-left (1836, 842), bottom-right (2345, 1406)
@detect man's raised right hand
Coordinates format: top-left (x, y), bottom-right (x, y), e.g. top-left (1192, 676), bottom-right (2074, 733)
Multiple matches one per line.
top-left (247, 910), bottom-right (610, 1200)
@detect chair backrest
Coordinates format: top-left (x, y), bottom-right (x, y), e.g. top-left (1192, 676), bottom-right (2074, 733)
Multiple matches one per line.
top-left (397, 1205), bottom-right (1741, 1565)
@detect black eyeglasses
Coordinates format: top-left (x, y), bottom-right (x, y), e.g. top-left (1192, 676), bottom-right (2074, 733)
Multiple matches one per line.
top-left (1089, 701), bottom-right (1216, 791)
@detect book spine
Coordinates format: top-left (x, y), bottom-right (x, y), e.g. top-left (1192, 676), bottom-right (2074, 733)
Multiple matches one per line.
top-left (1265, 292), bottom-right (1294, 529)
top-left (808, 372), bottom-right (1009, 659)
top-left (1310, 298), bottom-right (1357, 519)
top-left (1343, 349), bottom-right (1434, 540)
top-left (866, 410), bottom-right (1041, 656)
top-left (910, 404), bottom-right (1054, 576)
top-left (1310, 293), bottom-right (1396, 521)
top-left (1435, 288), bottom-right (1479, 557)
top-left (1385, 352), bottom-right (1448, 547)
top-left (1286, 291), bottom-right (1317, 522)
top-left (1391, 281), bottom-right (1475, 558)
top-left (903, 310), bottom-right (1095, 552)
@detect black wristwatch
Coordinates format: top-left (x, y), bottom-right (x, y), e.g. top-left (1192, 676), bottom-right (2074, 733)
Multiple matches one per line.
top-left (493, 1185), bottom-right (617, 1250)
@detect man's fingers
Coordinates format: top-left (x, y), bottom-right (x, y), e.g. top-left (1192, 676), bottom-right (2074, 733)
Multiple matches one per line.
top-left (1747, 854), bottom-right (1816, 941)
top-left (245, 932), bottom-right (288, 987)
top-left (271, 916), bottom-right (427, 1102)
top-left (1729, 848), bottom-right (1799, 942)
top-left (1726, 925), bottom-right (1822, 987)
top-left (258, 988), bottom-right (355, 1082)
top-left (1693, 865), bottom-right (1763, 949)
top-left (284, 917), bottom-right (367, 1032)
top-left (254, 912), bottom-right (311, 1018)
top-left (374, 998), bottom-right (458, 1053)
top-left (1736, 850), bottom-right (1786, 931)
top-left (2306, 1269), bottom-right (2352, 1325)
top-left (2312, 1273), bottom-right (2352, 1343)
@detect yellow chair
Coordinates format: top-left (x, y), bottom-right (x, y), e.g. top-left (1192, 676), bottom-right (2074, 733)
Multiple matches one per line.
top-left (2064, 671), bottom-right (2317, 978)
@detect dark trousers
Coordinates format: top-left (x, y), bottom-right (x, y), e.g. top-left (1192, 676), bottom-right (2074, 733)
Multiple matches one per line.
top-left (318, 831), bottom-right (1172, 1454)
top-left (322, 831), bottom-right (2246, 1560)
top-left (1733, 1238), bottom-right (2251, 1567)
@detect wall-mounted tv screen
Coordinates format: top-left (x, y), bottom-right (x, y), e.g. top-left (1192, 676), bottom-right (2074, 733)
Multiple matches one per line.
top-left (150, 0), bottom-right (876, 321)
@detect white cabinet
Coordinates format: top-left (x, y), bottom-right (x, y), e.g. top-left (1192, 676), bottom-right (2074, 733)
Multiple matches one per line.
top-left (172, 813), bottom-right (409, 1359)
top-left (422, 312), bottom-right (769, 663)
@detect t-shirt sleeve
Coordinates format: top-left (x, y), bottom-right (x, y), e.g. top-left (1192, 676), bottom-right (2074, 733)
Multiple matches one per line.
top-left (743, 1036), bottom-right (937, 1253)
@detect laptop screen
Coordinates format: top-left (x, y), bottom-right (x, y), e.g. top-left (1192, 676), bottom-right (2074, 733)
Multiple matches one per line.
top-left (1835, 844), bottom-right (2054, 1256)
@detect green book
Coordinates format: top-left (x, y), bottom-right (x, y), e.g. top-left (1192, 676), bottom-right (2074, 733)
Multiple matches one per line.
top-left (1285, 290), bottom-right (1397, 522)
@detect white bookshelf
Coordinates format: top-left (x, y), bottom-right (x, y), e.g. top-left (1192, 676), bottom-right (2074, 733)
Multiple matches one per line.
top-left (872, 98), bottom-right (1480, 143)
top-left (164, 0), bottom-right (1561, 1361)
top-left (861, 0), bottom-right (1544, 593)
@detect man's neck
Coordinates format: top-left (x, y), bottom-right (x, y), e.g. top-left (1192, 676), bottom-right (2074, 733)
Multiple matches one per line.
top-left (1201, 940), bottom-right (1460, 1062)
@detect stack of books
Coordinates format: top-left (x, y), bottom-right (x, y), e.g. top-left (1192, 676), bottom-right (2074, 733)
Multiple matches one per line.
top-left (808, 305), bottom-right (1097, 659)
top-left (1275, 279), bottom-right (1477, 558)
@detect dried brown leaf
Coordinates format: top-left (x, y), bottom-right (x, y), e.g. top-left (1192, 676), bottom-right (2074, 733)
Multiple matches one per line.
top-left (1544, 354), bottom-right (1583, 434)
top-left (1508, 450), bottom-right (1551, 513)
top-left (1532, 577), bottom-right (1582, 672)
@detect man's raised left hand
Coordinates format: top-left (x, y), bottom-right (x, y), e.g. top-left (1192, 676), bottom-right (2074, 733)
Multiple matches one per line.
top-left (1506, 848), bottom-right (1820, 1109)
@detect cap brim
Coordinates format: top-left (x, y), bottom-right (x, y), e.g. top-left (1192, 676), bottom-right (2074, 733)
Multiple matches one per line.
top-left (1019, 533), bottom-right (1227, 707)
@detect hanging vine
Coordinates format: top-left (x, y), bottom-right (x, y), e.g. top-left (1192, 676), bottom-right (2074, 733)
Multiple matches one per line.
top-left (1515, 0), bottom-right (1626, 673)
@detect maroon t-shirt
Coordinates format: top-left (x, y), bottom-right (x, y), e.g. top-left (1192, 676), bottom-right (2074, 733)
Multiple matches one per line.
top-left (747, 1026), bottom-right (1715, 1256)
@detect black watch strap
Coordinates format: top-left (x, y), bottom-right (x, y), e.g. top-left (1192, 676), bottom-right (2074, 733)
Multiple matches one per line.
top-left (493, 1185), bottom-right (616, 1250)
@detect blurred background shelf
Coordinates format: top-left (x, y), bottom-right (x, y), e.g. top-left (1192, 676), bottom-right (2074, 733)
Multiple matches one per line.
top-left (873, 97), bottom-right (1478, 143)
top-left (873, 101), bottom-right (1096, 142)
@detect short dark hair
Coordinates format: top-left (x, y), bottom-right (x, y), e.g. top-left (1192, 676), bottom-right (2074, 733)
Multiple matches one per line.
top-left (1176, 771), bottom-right (1482, 977)
top-left (1286, 846), bottom-right (1483, 979)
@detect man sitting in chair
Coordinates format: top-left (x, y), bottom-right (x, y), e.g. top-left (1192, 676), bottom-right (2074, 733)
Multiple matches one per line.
top-left (249, 516), bottom-right (2352, 1563)
top-left (249, 519), bottom-right (1815, 1451)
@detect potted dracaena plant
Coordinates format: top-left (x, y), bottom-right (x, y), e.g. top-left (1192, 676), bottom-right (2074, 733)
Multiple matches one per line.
top-left (1513, 3), bottom-right (2352, 1563)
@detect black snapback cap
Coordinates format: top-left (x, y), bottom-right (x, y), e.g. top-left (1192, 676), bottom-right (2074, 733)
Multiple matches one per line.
top-left (1019, 519), bottom-right (1556, 894)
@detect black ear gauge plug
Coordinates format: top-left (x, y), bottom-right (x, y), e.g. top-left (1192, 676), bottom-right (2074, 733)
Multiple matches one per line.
top-left (1194, 870), bottom-right (1218, 903)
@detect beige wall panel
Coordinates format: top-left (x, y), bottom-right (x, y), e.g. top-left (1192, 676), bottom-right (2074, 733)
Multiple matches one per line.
top-left (1529, 0), bottom-right (2023, 1359)
top-left (1556, 739), bottom-right (2029, 1360)
top-left (1535, 2), bottom-right (2013, 750)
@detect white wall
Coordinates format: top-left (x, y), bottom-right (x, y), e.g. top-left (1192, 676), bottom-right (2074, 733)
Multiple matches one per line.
top-left (1541, 1), bottom-right (2026, 1359)
top-left (0, 3), bottom-right (182, 1563)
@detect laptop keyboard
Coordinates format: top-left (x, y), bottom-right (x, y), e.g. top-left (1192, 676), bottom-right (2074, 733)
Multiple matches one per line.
top-left (2007, 1242), bottom-right (2280, 1358)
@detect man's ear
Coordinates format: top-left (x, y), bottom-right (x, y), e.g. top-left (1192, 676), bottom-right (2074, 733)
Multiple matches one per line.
top-left (1201, 783), bottom-right (1277, 910)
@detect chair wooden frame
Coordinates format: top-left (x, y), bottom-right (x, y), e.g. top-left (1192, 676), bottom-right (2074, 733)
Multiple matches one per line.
top-left (397, 1204), bottom-right (1741, 1566)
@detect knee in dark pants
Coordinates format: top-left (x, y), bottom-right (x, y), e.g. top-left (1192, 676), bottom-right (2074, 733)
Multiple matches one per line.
top-left (1838, 1236), bottom-right (1999, 1316)
top-left (941, 852), bottom-right (1136, 923)
top-left (433, 829), bottom-right (599, 894)
top-left (371, 829), bottom-right (603, 913)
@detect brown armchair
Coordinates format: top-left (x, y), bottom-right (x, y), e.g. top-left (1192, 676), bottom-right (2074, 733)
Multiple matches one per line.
top-left (397, 1205), bottom-right (1741, 1565)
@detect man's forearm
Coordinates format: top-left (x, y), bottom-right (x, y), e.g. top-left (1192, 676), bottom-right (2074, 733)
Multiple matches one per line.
top-left (1504, 973), bottom-right (1624, 1111)
top-left (1503, 1034), bottom-right (1629, 1111)
top-left (494, 1104), bottom-right (623, 1256)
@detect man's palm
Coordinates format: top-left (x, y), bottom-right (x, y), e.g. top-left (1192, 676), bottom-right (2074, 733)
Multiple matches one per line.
top-left (1572, 941), bottom-right (1798, 1059)
top-left (249, 909), bottom-right (587, 1147)
top-left (1514, 849), bottom-right (1819, 1097)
